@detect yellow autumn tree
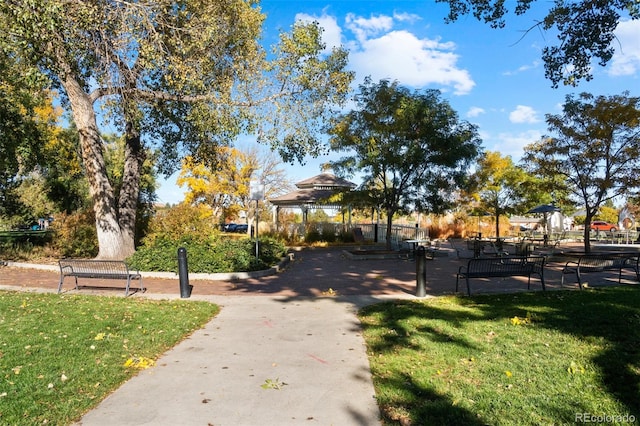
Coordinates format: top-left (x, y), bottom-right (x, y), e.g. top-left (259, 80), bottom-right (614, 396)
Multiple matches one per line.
top-left (177, 145), bottom-right (291, 227)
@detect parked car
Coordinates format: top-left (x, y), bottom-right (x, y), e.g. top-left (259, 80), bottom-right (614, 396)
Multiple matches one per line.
top-left (234, 224), bottom-right (248, 233)
top-left (223, 223), bottom-right (238, 232)
top-left (590, 221), bottom-right (617, 232)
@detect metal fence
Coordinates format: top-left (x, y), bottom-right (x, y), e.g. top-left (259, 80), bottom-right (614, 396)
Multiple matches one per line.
top-left (349, 223), bottom-right (429, 248)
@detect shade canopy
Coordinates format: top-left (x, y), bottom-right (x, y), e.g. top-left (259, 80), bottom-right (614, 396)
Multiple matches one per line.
top-left (527, 204), bottom-right (561, 214)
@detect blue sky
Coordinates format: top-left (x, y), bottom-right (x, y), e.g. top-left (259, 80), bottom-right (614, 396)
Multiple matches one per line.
top-left (156, 1), bottom-right (640, 204)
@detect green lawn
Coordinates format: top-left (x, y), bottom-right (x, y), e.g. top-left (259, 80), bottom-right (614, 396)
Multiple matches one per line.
top-left (359, 286), bottom-right (640, 425)
top-left (0, 292), bottom-right (219, 425)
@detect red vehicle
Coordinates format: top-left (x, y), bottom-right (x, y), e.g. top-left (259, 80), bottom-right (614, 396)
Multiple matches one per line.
top-left (590, 221), bottom-right (617, 232)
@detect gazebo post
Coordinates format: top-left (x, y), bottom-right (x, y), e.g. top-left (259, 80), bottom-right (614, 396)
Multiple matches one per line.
top-left (273, 206), bottom-right (279, 231)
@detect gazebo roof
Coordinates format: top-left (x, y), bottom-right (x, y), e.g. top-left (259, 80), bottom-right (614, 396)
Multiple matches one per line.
top-left (269, 173), bottom-right (356, 209)
top-left (294, 173), bottom-right (356, 190)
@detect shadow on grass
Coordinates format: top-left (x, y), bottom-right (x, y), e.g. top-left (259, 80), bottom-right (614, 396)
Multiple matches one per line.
top-left (360, 286), bottom-right (640, 425)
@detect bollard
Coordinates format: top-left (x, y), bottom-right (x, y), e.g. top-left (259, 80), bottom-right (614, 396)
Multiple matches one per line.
top-left (177, 247), bottom-right (193, 298)
top-left (415, 246), bottom-right (427, 297)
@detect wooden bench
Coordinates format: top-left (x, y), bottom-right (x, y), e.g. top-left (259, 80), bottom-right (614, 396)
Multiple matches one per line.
top-left (561, 253), bottom-right (639, 289)
top-left (58, 259), bottom-right (144, 296)
top-left (456, 256), bottom-right (546, 296)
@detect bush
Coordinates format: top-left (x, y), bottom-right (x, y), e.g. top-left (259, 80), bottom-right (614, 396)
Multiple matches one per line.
top-left (50, 210), bottom-right (98, 258)
top-left (337, 229), bottom-right (355, 243)
top-left (320, 224), bottom-right (337, 243)
top-left (305, 227), bottom-right (322, 244)
top-left (127, 235), bottom-right (287, 273)
top-left (143, 203), bottom-right (219, 246)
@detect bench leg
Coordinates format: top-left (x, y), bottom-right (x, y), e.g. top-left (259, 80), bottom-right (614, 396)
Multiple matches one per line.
top-left (466, 277), bottom-right (471, 296)
top-left (57, 276), bottom-right (64, 293)
top-left (576, 271), bottom-right (583, 290)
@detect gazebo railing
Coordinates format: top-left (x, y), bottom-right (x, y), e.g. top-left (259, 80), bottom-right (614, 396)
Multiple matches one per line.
top-left (352, 223), bottom-right (429, 247)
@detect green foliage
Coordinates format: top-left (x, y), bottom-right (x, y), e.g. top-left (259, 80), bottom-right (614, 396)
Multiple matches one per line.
top-left (320, 224), bottom-right (337, 243)
top-left (0, 291), bottom-right (218, 425)
top-left (128, 235), bottom-right (287, 273)
top-left (304, 228), bottom-right (323, 244)
top-left (329, 78), bottom-right (481, 249)
top-left (129, 204), bottom-right (287, 272)
top-left (1, 0), bottom-right (353, 258)
top-left (144, 203), bottom-right (218, 246)
top-left (523, 92), bottom-right (640, 252)
top-left (50, 210), bottom-right (98, 258)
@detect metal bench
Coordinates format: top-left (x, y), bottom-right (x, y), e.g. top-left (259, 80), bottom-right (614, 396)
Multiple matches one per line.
top-left (456, 256), bottom-right (546, 296)
top-left (58, 259), bottom-right (144, 296)
top-left (561, 253), bottom-right (639, 289)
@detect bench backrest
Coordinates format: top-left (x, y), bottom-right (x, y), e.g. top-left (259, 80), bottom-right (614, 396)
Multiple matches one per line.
top-left (577, 254), bottom-right (629, 269)
top-left (466, 256), bottom-right (545, 275)
top-left (59, 259), bottom-right (131, 275)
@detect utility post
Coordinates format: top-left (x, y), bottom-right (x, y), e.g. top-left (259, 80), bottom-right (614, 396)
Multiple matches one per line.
top-left (250, 179), bottom-right (265, 259)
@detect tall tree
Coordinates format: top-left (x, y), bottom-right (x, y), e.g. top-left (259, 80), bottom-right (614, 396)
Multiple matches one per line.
top-left (0, 52), bottom-right (49, 218)
top-left (329, 78), bottom-right (481, 250)
top-left (0, 1), bottom-right (352, 259)
top-left (439, 0), bottom-right (639, 87)
top-left (466, 151), bottom-right (530, 239)
top-left (523, 92), bottom-right (640, 252)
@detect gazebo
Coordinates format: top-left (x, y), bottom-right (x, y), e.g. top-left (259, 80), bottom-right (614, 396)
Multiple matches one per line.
top-left (268, 173), bottom-right (356, 227)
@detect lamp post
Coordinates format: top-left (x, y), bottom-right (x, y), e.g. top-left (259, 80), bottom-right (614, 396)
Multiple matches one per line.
top-left (250, 179), bottom-right (265, 259)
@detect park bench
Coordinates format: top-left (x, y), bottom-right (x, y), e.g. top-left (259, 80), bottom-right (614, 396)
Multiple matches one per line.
top-left (456, 256), bottom-right (546, 296)
top-left (58, 259), bottom-right (144, 296)
top-left (560, 253), bottom-right (639, 289)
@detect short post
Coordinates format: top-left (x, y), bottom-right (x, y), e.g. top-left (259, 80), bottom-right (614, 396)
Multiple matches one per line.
top-left (177, 247), bottom-right (192, 298)
top-left (415, 246), bottom-right (427, 297)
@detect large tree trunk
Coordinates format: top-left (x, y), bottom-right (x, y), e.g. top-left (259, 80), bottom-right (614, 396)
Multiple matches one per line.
top-left (118, 119), bottom-right (144, 256)
top-left (63, 77), bottom-right (129, 259)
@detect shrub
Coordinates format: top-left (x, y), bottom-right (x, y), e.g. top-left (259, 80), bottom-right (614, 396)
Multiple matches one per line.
top-left (127, 235), bottom-right (287, 273)
top-left (143, 203), bottom-right (218, 246)
top-left (337, 229), bottom-right (355, 243)
top-left (305, 227), bottom-right (322, 244)
top-left (50, 210), bottom-right (98, 258)
top-left (320, 224), bottom-right (337, 243)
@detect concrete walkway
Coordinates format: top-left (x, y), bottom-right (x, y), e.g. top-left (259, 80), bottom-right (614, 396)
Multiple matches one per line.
top-left (76, 295), bottom-right (393, 426)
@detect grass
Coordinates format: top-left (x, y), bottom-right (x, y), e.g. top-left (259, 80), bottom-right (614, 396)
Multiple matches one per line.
top-left (0, 291), bottom-right (219, 425)
top-left (359, 286), bottom-right (640, 425)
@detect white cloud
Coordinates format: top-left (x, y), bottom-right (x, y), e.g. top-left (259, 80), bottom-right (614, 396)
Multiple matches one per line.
top-left (349, 29), bottom-right (475, 95)
top-left (493, 130), bottom-right (544, 161)
top-left (393, 12), bottom-right (421, 24)
top-left (509, 105), bottom-right (540, 124)
top-left (503, 61), bottom-right (540, 76)
top-left (467, 106), bottom-right (485, 118)
top-left (608, 19), bottom-right (640, 76)
top-left (345, 13), bottom-right (394, 43)
top-left (298, 12), bottom-right (475, 95)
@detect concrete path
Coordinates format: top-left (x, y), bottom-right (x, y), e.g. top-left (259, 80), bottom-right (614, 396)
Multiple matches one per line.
top-left (75, 295), bottom-right (396, 426)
